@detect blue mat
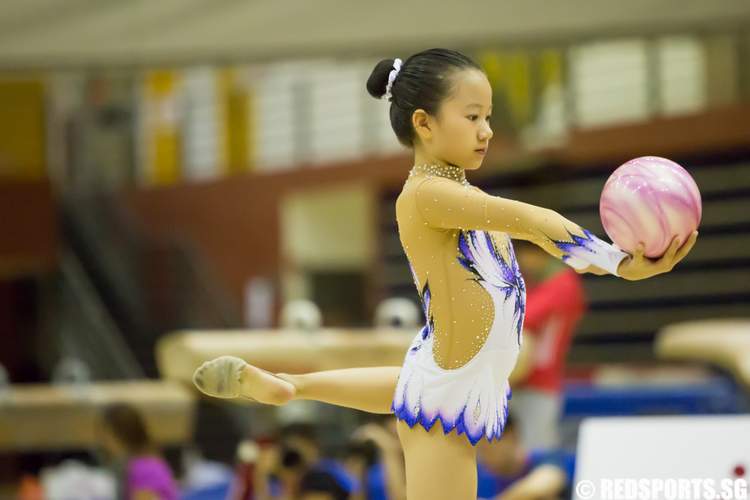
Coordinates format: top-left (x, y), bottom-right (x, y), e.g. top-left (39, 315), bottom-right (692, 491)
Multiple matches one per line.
top-left (562, 377), bottom-right (741, 417)
top-left (181, 482), bottom-right (231, 500)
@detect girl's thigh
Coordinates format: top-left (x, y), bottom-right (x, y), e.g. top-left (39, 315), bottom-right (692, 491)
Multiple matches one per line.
top-left (397, 419), bottom-right (478, 500)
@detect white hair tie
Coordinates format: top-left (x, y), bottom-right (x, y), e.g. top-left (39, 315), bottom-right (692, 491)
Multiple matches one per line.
top-left (382, 58), bottom-right (402, 101)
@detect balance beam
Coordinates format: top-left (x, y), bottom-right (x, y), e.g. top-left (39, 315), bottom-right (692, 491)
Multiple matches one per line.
top-left (654, 319), bottom-right (750, 389)
top-left (0, 380), bottom-right (194, 452)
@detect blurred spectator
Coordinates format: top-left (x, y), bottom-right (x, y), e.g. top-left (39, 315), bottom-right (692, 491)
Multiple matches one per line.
top-left (344, 417), bottom-right (405, 500)
top-left (298, 469), bottom-right (351, 500)
top-left (99, 403), bottom-right (179, 500)
top-left (280, 300), bottom-right (323, 331)
top-left (511, 240), bottom-right (587, 449)
top-left (39, 460), bottom-right (116, 500)
top-left (373, 298), bottom-right (421, 329)
top-left (254, 422), bottom-right (358, 500)
top-left (476, 415), bottom-right (572, 500)
top-left (17, 474), bottom-right (44, 500)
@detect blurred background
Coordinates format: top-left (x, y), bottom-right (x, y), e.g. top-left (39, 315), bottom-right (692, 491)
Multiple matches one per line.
top-left (1, 1), bottom-right (750, 499)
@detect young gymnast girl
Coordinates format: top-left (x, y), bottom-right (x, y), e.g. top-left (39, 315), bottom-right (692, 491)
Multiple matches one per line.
top-left (193, 49), bottom-right (698, 500)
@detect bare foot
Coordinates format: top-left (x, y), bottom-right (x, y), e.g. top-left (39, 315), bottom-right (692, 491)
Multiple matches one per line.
top-left (192, 355), bottom-right (296, 405)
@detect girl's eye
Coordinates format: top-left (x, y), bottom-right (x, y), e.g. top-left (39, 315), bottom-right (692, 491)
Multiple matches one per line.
top-left (467, 115), bottom-right (478, 121)
top-left (486, 116), bottom-right (492, 122)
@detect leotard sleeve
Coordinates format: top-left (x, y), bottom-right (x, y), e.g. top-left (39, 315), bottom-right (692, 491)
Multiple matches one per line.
top-left (414, 177), bottom-right (629, 276)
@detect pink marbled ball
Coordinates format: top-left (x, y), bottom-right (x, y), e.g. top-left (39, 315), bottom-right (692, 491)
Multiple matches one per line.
top-left (600, 156), bottom-right (702, 258)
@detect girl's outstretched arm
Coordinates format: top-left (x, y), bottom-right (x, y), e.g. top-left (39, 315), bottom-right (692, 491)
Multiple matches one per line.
top-left (414, 177), bottom-right (697, 280)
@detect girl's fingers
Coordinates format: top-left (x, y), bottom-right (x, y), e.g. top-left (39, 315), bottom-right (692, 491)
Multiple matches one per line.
top-left (667, 236), bottom-right (681, 258)
top-left (635, 242), bottom-right (645, 260)
top-left (674, 231), bottom-right (698, 262)
top-left (660, 236), bottom-right (681, 268)
top-left (669, 236), bottom-right (681, 256)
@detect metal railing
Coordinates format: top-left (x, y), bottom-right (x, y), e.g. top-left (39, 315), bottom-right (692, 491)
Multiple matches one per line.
top-left (57, 249), bottom-right (143, 379)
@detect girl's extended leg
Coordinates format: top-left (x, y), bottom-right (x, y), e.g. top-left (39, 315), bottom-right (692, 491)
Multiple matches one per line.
top-left (398, 419), bottom-right (478, 500)
top-left (193, 356), bottom-right (400, 414)
top-left (277, 367), bottom-right (401, 414)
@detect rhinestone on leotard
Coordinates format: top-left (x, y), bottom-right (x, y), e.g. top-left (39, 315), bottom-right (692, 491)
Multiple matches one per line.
top-left (408, 163), bottom-right (471, 187)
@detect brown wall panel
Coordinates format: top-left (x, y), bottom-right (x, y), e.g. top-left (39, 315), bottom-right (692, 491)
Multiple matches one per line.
top-left (0, 180), bottom-right (57, 278)
top-left (555, 104), bottom-right (750, 166)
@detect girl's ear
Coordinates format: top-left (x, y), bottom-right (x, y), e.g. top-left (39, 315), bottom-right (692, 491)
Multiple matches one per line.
top-left (412, 109), bottom-right (433, 142)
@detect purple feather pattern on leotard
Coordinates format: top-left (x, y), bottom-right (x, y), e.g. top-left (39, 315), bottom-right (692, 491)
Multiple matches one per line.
top-left (545, 226), bottom-right (629, 276)
top-left (549, 228), bottom-right (602, 264)
top-left (457, 230), bottom-right (526, 346)
top-left (392, 379), bottom-right (512, 446)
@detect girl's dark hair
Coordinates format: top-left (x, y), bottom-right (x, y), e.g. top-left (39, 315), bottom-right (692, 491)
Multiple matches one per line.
top-left (366, 48), bottom-right (482, 147)
top-left (101, 403), bottom-right (153, 454)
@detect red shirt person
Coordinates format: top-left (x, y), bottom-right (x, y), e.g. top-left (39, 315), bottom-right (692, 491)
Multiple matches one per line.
top-left (511, 240), bottom-right (587, 449)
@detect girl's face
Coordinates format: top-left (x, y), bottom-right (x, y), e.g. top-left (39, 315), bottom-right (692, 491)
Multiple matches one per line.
top-left (424, 69), bottom-right (494, 170)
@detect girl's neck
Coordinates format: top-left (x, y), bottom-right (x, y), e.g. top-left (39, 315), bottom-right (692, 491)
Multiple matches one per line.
top-left (409, 161), bottom-right (467, 185)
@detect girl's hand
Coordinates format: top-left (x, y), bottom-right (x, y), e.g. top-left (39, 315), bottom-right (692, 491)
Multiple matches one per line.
top-left (617, 231), bottom-right (698, 281)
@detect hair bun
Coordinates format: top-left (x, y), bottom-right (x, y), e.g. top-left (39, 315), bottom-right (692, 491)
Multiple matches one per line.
top-left (366, 58), bottom-right (397, 99)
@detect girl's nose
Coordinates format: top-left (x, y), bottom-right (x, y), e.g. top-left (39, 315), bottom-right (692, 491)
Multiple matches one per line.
top-left (479, 126), bottom-right (493, 141)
